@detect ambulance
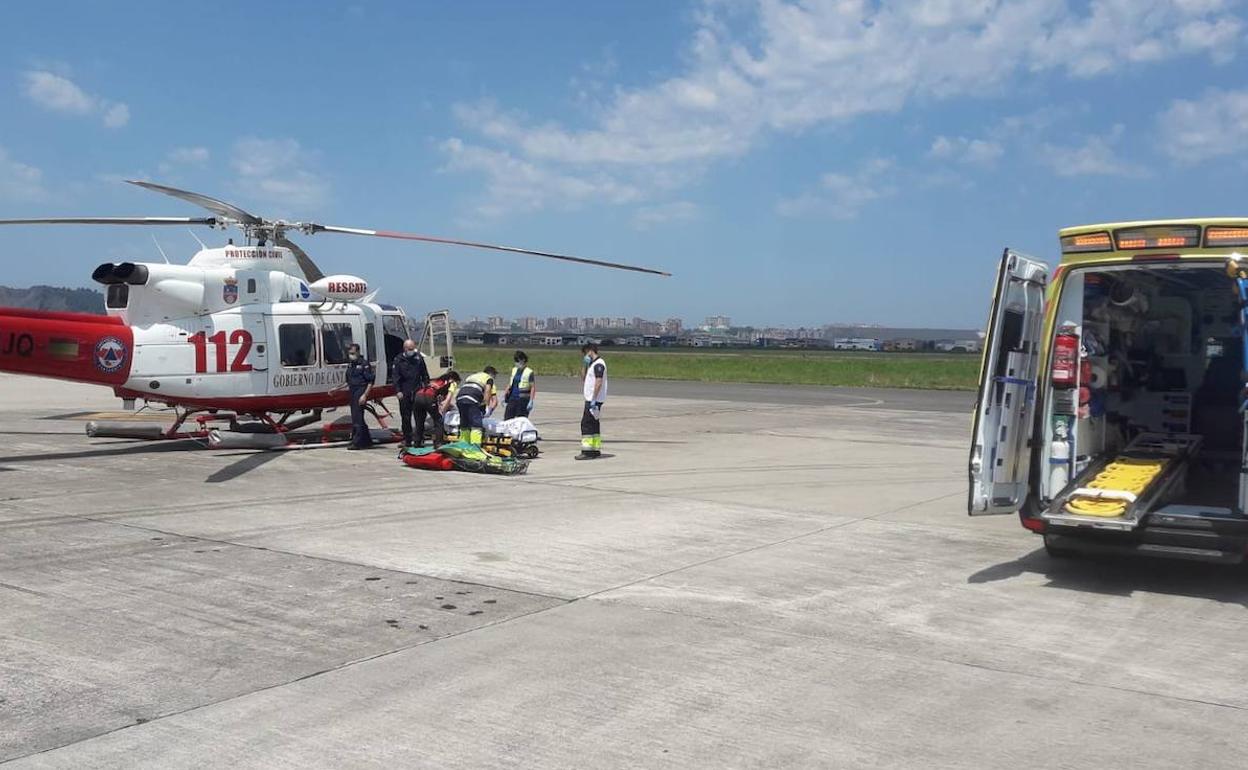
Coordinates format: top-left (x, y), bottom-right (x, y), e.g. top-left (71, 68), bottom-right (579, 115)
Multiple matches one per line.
top-left (970, 220), bottom-right (1248, 563)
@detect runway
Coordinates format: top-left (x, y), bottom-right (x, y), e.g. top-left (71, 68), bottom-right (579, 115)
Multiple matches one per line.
top-left (1, 374), bottom-right (1246, 768)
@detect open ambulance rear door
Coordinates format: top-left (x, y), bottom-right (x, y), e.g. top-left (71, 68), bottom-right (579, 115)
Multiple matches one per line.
top-left (969, 249), bottom-right (1049, 515)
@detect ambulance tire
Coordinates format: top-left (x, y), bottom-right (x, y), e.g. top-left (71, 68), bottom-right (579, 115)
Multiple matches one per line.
top-left (1043, 535), bottom-right (1076, 559)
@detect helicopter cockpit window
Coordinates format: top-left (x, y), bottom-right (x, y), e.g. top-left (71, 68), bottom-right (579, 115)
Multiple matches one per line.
top-left (105, 284), bottom-right (129, 309)
top-left (278, 324), bottom-right (317, 368)
top-left (382, 314), bottom-right (406, 364)
top-left (246, 278), bottom-right (257, 294)
top-left (365, 323), bottom-right (378, 363)
top-left (322, 323), bottom-right (355, 365)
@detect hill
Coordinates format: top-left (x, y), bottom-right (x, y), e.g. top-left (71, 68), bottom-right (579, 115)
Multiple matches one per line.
top-left (0, 285), bottom-right (105, 314)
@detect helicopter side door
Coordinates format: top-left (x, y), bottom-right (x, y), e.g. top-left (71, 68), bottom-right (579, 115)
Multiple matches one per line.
top-left (968, 249), bottom-right (1049, 515)
top-left (418, 309), bottom-right (454, 376)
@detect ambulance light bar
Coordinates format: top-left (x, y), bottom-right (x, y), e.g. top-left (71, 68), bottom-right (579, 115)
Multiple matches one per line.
top-left (1114, 225), bottom-right (1200, 251)
top-left (1060, 232), bottom-right (1112, 254)
top-left (1205, 227), bottom-right (1248, 248)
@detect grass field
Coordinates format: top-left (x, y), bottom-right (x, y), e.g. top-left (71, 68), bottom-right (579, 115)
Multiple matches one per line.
top-left (449, 345), bottom-right (980, 390)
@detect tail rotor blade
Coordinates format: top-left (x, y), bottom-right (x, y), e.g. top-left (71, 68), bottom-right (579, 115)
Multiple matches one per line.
top-left (311, 224), bottom-right (671, 277)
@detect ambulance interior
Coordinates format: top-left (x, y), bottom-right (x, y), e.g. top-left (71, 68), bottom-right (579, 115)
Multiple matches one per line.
top-left (1038, 262), bottom-right (1245, 524)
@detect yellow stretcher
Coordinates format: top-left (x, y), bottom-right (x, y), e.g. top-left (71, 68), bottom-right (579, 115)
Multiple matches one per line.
top-left (1059, 434), bottom-right (1201, 520)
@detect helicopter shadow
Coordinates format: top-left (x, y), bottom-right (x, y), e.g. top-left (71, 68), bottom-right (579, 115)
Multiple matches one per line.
top-left (0, 440), bottom-right (202, 464)
top-left (968, 547), bottom-right (1248, 608)
top-left (206, 450), bottom-right (285, 483)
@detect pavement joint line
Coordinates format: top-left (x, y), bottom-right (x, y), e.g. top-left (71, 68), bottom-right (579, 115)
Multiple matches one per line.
top-left (23, 508), bottom-right (575, 604)
top-left (0, 596), bottom-right (570, 766)
top-left (599, 601), bottom-right (1248, 715)
top-left (567, 489), bottom-right (969, 603)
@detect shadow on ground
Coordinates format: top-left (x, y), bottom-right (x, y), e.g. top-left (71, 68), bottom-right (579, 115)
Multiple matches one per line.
top-left (969, 548), bottom-right (1248, 606)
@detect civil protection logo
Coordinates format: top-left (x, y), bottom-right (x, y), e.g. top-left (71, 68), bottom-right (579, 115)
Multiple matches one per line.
top-left (223, 277), bottom-right (239, 305)
top-left (93, 337), bottom-right (127, 374)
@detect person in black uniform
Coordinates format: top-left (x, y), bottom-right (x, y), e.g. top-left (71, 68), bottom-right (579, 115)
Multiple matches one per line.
top-left (391, 338), bottom-right (431, 447)
top-left (331, 342), bottom-right (375, 449)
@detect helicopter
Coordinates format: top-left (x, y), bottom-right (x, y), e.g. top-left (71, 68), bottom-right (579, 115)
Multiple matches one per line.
top-left (0, 180), bottom-right (668, 449)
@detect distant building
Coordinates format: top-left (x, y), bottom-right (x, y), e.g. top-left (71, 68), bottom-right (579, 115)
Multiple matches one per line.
top-left (517, 316), bottom-right (538, 332)
top-left (883, 339), bottom-right (918, 352)
top-left (487, 316), bottom-right (506, 330)
top-left (582, 317), bottom-right (596, 331)
top-left (564, 317), bottom-right (580, 331)
top-left (663, 318), bottom-right (684, 335)
top-left (704, 315), bottom-right (731, 329)
top-left (833, 338), bottom-right (881, 351)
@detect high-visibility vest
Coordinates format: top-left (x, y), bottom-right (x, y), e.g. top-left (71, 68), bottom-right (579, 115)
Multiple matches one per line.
top-left (509, 365), bottom-right (534, 395)
top-left (458, 371), bottom-right (494, 403)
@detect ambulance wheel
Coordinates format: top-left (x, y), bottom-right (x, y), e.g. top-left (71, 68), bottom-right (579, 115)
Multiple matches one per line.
top-left (1043, 536), bottom-right (1076, 559)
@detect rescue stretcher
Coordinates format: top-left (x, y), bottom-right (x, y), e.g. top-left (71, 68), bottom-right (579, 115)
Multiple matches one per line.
top-left (1043, 433), bottom-right (1202, 531)
top-left (439, 411), bottom-right (541, 459)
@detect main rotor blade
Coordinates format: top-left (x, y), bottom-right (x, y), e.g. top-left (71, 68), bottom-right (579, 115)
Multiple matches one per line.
top-left (127, 180), bottom-right (263, 225)
top-left (274, 234), bottom-right (324, 283)
top-left (0, 216), bottom-right (219, 227)
top-left (311, 224), bottom-right (671, 277)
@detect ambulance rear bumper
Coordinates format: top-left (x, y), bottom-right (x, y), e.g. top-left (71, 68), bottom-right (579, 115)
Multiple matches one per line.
top-left (1043, 524), bottom-right (1248, 564)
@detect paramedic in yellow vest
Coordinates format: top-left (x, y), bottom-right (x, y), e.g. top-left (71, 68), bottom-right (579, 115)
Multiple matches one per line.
top-left (577, 342), bottom-right (607, 460)
top-left (456, 366), bottom-right (497, 445)
top-left (504, 350), bottom-right (537, 420)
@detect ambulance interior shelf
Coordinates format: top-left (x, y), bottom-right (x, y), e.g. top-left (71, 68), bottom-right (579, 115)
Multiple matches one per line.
top-left (1038, 263), bottom-right (1245, 523)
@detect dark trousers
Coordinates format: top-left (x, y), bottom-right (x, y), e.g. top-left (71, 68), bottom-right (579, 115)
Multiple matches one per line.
top-left (398, 392), bottom-right (417, 444)
top-left (504, 396), bottom-right (531, 421)
top-left (349, 387), bottom-right (373, 447)
top-left (411, 394), bottom-right (443, 446)
top-left (580, 401), bottom-right (601, 444)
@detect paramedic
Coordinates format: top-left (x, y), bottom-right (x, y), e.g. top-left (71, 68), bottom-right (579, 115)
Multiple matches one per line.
top-left (392, 339), bottom-right (431, 447)
top-left (456, 366), bottom-right (497, 446)
top-left (504, 350), bottom-right (537, 420)
top-left (330, 343), bottom-right (375, 450)
top-left (414, 370), bottom-right (460, 447)
top-left (577, 343), bottom-right (607, 460)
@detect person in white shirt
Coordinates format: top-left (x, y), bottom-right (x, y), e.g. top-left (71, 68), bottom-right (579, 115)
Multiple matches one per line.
top-left (577, 342), bottom-right (607, 460)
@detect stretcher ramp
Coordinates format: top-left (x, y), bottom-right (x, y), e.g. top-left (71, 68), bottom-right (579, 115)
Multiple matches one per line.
top-left (1048, 434), bottom-right (1201, 528)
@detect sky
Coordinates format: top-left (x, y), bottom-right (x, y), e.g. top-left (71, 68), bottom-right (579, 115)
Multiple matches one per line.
top-left (1, 0), bottom-right (1247, 328)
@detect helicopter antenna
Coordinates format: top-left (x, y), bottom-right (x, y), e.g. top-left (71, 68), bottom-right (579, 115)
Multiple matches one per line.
top-left (188, 229), bottom-right (207, 250)
top-left (151, 234), bottom-right (171, 264)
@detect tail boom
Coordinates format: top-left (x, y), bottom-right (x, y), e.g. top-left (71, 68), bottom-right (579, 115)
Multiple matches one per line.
top-left (0, 307), bottom-right (133, 386)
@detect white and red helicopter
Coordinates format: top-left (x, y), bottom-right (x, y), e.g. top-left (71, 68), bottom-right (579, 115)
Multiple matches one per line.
top-left (0, 180), bottom-right (668, 449)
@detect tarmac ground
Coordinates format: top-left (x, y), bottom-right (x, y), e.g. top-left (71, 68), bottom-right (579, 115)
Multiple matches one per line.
top-left (1, 373), bottom-right (1247, 768)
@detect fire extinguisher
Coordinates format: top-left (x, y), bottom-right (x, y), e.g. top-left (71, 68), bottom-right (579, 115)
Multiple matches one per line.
top-left (1052, 324), bottom-right (1079, 387)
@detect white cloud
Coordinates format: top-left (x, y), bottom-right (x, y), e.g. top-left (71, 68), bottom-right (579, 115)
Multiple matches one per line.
top-left (0, 146), bottom-right (48, 202)
top-left (442, 0), bottom-right (1243, 216)
top-left (632, 200), bottom-right (701, 229)
top-left (928, 135), bottom-right (1004, 165)
top-left (21, 70), bottom-right (130, 129)
top-left (102, 103), bottom-right (130, 128)
top-left (158, 146), bottom-right (211, 175)
top-left (1040, 125), bottom-right (1142, 177)
top-left (776, 158), bottom-right (896, 220)
top-left (231, 138), bottom-right (329, 211)
top-left (1158, 88), bottom-right (1248, 162)
top-left (440, 137), bottom-right (642, 219)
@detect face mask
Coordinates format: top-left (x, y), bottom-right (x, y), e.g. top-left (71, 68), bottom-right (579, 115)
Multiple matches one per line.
top-left (404, 350), bottom-right (417, 358)
top-left (348, 353), bottom-right (359, 361)
top-left (583, 355), bottom-right (592, 366)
